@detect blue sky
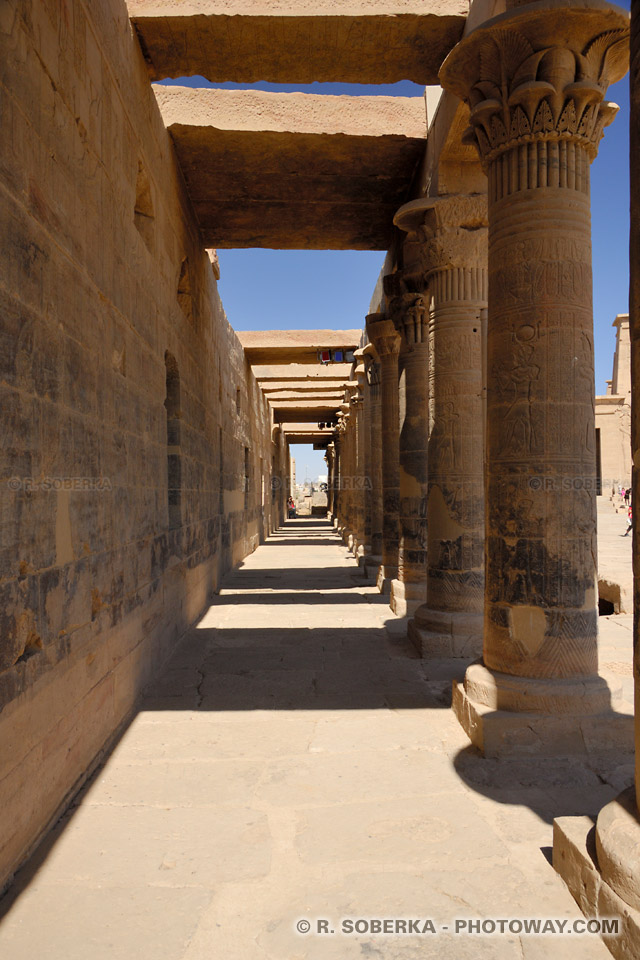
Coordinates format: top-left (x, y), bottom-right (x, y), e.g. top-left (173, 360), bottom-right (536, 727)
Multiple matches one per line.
top-left (160, 8), bottom-right (631, 480)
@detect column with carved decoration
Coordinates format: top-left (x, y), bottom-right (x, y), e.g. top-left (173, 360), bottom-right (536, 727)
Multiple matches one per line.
top-left (336, 406), bottom-right (351, 537)
top-left (556, 2), bottom-right (640, 930)
top-left (395, 195), bottom-right (488, 655)
top-left (440, 1), bottom-right (629, 755)
top-left (365, 314), bottom-right (401, 591)
top-left (363, 345), bottom-right (384, 572)
top-left (350, 370), bottom-right (367, 557)
top-left (326, 442), bottom-right (335, 519)
top-left (388, 282), bottom-right (430, 617)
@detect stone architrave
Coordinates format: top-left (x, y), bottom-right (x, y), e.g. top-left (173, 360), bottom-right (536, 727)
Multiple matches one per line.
top-left (363, 344), bottom-right (384, 572)
top-left (365, 313), bottom-right (401, 592)
top-left (439, 0), bottom-right (630, 755)
top-left (395, 195), bottom-right (488, 657)
top-left (388, 279), bottom-right (430, 618)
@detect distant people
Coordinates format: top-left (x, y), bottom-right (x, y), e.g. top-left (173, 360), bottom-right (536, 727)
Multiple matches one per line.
top-left (287, 496), bottom-right (296, 518)
top-left (621, 486), bottom-right (626, 502)
top-left (624, 505), bottom-right (632, 537)
top-left (625, 487), bottom-right (631, 505)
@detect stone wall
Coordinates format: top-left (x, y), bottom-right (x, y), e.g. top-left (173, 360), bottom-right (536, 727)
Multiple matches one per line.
top-left (0, 0), bottom-right (284, 891)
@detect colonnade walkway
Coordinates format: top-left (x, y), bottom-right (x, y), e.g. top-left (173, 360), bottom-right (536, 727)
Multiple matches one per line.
top-left (0, 519), bottom-right (632, 959)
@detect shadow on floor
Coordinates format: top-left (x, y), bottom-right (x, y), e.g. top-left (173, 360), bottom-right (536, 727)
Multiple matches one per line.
top-left (141, 624), bottom-right (451, 711)
top-left (453, 740), bottom-right (635, 830)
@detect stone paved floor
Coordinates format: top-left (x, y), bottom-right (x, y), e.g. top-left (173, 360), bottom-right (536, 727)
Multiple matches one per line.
top-left (597, 494), bottom-right (633, 614)
top-left (0, 518), bottom-right (634, 959)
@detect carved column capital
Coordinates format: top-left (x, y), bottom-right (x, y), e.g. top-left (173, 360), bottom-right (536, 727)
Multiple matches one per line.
top-left (439, 4), bottom-right (629, 172)
top-left (395, 195), bottom-right (489, 305)
top-left (365, 313), bottom-right (401, 359)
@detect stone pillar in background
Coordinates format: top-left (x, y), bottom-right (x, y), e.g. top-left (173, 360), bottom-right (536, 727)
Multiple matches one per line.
top-left (331, 428), bottom-right (342, 528)
top-left (351, 371), bottom-right (367, 558)
top-left (363, 344), bottom-right (384, 573)
top-left (389, 280), bottom-right (430, 618)
top-left (440, 2), bottom-right (629, 755)
top-left (326, 442), bottom-right (336, 519)
top-left (336, 405), bottom-right (351, 539)
top-left (354, 354), bottom-right (373, 561)
top-left (395, 195), bottom-right (487, 657)
top-left (365, 313), bottom-right (401, 592)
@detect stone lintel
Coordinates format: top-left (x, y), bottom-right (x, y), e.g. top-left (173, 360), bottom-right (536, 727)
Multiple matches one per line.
top-left (252, 364), bottom-right (354, 382)
top-left (131, 2), bottom-right (467, 86)
top-left (274, 407), bottom-right (340, 423)
top-left (261, 382), bottom-right (353, 394)
top-left (238, 329), bottom-right (361, 365)
top-left (154, 87), bottom-right (428, 249)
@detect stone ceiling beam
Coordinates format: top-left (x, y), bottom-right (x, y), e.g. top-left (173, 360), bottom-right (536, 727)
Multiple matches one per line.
top-left (153, 88), bottom-right (428, 250)
top-left (261, 382), bottom-right (350, 394)
top-left (274, 406), bottom-right (339, 423)
top-left (252, 364), bottom-right (354, 382)
top-left (238, 329), bottom-right (361, 365)
top-left (129, 1), bottom-right (467, 86)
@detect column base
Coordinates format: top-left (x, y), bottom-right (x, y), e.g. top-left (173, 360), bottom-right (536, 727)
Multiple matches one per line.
top-left (389, 579), bottom-right (426, 618)
top-left (408, 606), bottom-right (483, 659)
top-left (376, 564), bottom-right (398, 595)
top-left (357, 544), bottom-right (372, 567)
top-left (453, 662), bottom-right (630, 758)
top-left (361, 554), bottom-right (382, 579)
top-left (554, 792), bottom-right (640, 960)
top-left (348, 536), bottom-right (365, 560)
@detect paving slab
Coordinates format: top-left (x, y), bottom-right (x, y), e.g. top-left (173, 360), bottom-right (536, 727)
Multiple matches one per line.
top-left (0, 517), bottom-right (631, 959)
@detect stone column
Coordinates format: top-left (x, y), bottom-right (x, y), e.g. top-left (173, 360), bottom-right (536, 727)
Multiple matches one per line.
top-left (332, 428), bottom-right (342, 528)
top-left (336, 407), bottom-right (351, 538)
top-left (350, 371), bottom-right (367, 558)
top-left (439, 1), bottom-right (629, 755)
top-left (552, 4), bottom-right (640, 927)
top-left (394, 195), bottom-right (488, 657)
top-left (363, 345), bottom-right (384, 574)
top-left (326, 442), bottom-right (336, 519)
top-left (365, 313), bottom-right (401, 592)
top-left (353, 356), bottom-right (373, 561)
top-left (389, 284), bottom-right (430, 618)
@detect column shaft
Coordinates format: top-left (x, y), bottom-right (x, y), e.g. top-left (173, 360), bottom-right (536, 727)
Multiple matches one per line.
top-left (439, 2), bottom-right (629, 754)
top-left (390, 293), bottom-right (429, 617)
top-left (366, 315), bottom-right (401, 591)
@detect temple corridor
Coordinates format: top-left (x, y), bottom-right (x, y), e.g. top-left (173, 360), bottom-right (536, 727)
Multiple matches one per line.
top-left (0, 518), bottom-right (629, 960)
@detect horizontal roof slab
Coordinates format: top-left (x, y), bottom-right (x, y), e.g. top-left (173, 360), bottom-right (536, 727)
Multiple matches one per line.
top-left (130, 2), bottom-right (467, 85)
top-left (261, 382), bottom-right (350, 393)
top-left (237, 328), bottom-right (361, 364)
top-left (274, 406), bottom-right (339, 423)
top-left (154, 88), bottom-right (427, 249)
top-left (252, 364), bottom-right (354, 381)
top-left (268, 391), bottom-right (344, 402)
top-left (282, 423), bottom-right (335, 433)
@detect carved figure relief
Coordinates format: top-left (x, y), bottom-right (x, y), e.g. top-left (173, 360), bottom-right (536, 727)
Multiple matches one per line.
top-left (496, 340), bottom-right (540, 456)
top-left (432, 400), bottom-right (460, 471)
